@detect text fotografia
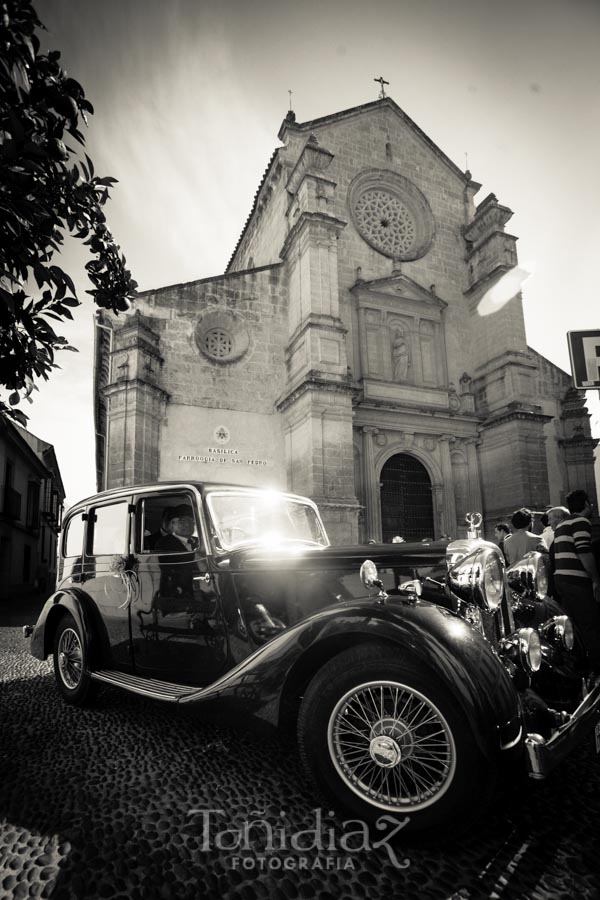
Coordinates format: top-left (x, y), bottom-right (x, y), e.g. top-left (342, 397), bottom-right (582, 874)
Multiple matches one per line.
top-left (178, 448), bottom-right (267, 467)
top-left (185, 808), bottom-right (410, 870)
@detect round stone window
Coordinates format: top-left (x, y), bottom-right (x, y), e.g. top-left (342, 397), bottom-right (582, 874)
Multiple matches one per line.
top-left (195, 310), bottom-right (250, 364)
top-left (203, 328), bottom-right (233, 359)
top-left (348, 169), bottom-right (435, 261)
top-left (354, 191), bottom-right (416, 255)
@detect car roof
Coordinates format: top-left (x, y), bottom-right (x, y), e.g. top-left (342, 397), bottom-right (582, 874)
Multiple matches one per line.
top-left (64, 481), bottom-right (313, 516)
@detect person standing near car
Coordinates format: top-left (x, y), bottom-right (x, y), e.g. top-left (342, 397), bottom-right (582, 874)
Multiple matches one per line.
top-left (502, 509), bottom-right (539, 566)
top-left (535, 507), bottom-right (569, 599)
top-left (553, 490), bottom-right (600, 672)
top-left (493, 522), bottom-right (511, 563)
top-left (540, 506), bottom-right (569, 551)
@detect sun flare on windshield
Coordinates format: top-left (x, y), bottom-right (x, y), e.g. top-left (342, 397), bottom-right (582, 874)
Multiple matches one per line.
top-left (206, 491), bottom-right (329, 551)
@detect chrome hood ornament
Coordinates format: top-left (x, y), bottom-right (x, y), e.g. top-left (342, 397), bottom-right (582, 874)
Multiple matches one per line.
top-left (465, 512), bottom-right (483, 540)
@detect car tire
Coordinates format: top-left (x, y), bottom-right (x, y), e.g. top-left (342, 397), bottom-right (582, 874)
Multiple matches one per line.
top-left (53, 612), bottom-right (98, 706)
top-left (298, 642), bottom-right (495, 835)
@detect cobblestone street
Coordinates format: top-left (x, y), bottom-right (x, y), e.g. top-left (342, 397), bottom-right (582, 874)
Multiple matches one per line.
top-left (1, 625), bottom-right (600, 900)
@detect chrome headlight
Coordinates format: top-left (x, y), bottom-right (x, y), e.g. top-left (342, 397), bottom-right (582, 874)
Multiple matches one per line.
top-left (447, 540), bottom-right (505, 611)
top-left (501, 627), bottom-right (542, 673)
top-left (506, 552), bottom-right (549, 600)
top-left (519, 627), bottom-right (542, 673)
top-left (556, 616), bottom-right (575, 651)
top-left (534, 554), bottom-right (549, 598)
top-left (539, 615), bottom-right (575, 651)
top-left (482, 553), bottom-right (504, 610)
top-left (360, 559), bottom-right (380, 589)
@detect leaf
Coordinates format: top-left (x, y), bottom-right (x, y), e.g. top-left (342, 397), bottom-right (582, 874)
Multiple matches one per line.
top-left (11, 409), bottom-right (29, 427)
top-left (8, 392), bottom-right (20, 406)
top-left (23, 36), bottom-right (36, 62)
top-left (12, 60), bottom-right (31, 97)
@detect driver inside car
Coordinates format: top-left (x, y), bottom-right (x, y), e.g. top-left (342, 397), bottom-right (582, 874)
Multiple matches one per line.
top-left (155, 506), bottom-right (199, 605)
top-left (155, 506), bottom-right (198, 554)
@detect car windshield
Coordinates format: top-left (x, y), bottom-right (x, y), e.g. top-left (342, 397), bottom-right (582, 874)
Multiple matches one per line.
top-left (206, 491), bottom-right (329, 551)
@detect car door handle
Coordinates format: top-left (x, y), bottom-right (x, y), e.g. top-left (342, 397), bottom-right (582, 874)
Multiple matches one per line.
top-left (194, 573), bottom-right (212, 584)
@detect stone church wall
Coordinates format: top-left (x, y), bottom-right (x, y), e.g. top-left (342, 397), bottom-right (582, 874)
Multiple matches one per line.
top-left (288, 108), bottom-right (476, 388)
top-left (115, 264), bottom-right (290, 489)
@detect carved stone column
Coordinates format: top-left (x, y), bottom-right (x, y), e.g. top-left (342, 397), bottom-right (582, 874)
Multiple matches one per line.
top-left (438, 435), bottom-right (458, 536)
top-left (432, 483), bottom-right (444, 538)
top-left (362, 427), bottom-right (381, 540)
top-left (465, 438), bottom-right (484, 519)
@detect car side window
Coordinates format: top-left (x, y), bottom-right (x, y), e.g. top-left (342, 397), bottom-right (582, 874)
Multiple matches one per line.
top-left (63, 513), bottom-right (85, 558)
top-left (88, 502), bottom-right (129, 556)
top-left (135, 493), bottom-right (203, 555)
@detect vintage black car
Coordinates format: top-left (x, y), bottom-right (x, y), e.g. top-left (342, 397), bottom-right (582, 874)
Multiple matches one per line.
top-left (26, 481), bottom-right (600, 833)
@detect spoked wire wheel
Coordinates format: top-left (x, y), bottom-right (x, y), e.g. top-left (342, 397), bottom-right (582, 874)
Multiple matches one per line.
top-left (57, 626), bottom-right (83, 689)
top-left (327, 679), bottom-right (456, 812)
top-left (53, 612), bottom-right (98, 706)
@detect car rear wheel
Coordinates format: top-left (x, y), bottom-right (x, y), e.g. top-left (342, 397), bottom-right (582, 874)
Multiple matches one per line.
top-left (53, 613), bottom-right (98, 706)
top-left (298, 643), bottom-right (495, 834)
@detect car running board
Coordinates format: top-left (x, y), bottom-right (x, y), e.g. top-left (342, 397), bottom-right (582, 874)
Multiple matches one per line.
top-left (91, 669), bottom-right (199, 702)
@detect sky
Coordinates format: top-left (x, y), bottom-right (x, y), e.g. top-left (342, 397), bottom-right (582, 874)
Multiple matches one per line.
top-left (11, 0), bottom-right (600, 507)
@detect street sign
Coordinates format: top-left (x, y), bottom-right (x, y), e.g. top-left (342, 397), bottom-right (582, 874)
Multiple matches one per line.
top-left (567, 330), bottom-right (600, 389)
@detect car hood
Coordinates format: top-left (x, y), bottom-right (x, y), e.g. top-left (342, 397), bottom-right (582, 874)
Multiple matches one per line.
top-left (219, 540), bottom-right (449, 572)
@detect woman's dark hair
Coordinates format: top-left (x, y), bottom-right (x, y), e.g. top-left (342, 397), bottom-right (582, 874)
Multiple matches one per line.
top-left (495, 522), bottom-right (510, 535)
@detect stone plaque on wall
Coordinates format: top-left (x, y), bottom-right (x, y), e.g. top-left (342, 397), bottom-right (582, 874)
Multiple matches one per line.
top-left (160, 407), bottom-right (286, 488)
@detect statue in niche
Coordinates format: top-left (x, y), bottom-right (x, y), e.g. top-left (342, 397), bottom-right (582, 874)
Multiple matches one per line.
top-left (392, 331), bottom-right (410, 381)
top-left (459, 372), bottom-right (472, 395)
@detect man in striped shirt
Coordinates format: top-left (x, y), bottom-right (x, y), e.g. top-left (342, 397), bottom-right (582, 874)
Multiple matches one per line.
top-left (553, 489), bottom-right (600, 671)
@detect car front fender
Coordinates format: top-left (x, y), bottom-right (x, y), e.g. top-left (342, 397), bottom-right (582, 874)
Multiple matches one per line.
top-left (180, 598), bottom-right (521, 759)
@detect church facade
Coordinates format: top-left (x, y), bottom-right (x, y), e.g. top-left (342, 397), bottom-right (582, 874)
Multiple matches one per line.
top-left (94, 98), bottom-right (597, 543)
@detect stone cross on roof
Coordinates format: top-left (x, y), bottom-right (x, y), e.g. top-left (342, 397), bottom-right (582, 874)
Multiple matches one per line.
top-left (374, 76), bottom-right (389, 99)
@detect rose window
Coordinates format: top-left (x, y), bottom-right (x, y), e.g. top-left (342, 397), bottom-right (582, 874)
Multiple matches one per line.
top-left (354, 190), bottom-right (416, 255)
top-left (348, 170), bottom-right (435, 261)
top-left (203, 329), bottom-right (233, 359)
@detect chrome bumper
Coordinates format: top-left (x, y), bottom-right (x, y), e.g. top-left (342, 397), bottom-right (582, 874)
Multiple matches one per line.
top-left (525, 679), bottom-right (600, 779)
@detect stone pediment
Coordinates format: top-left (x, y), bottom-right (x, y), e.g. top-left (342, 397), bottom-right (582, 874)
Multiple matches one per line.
top-left (278, 98), bottom-right (470, 187)
top-left (350, 272), bottom-right (448, 311)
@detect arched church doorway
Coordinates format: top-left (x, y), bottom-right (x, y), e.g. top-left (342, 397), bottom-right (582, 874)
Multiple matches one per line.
top-left (380, 454), bottom-right (434, 542)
